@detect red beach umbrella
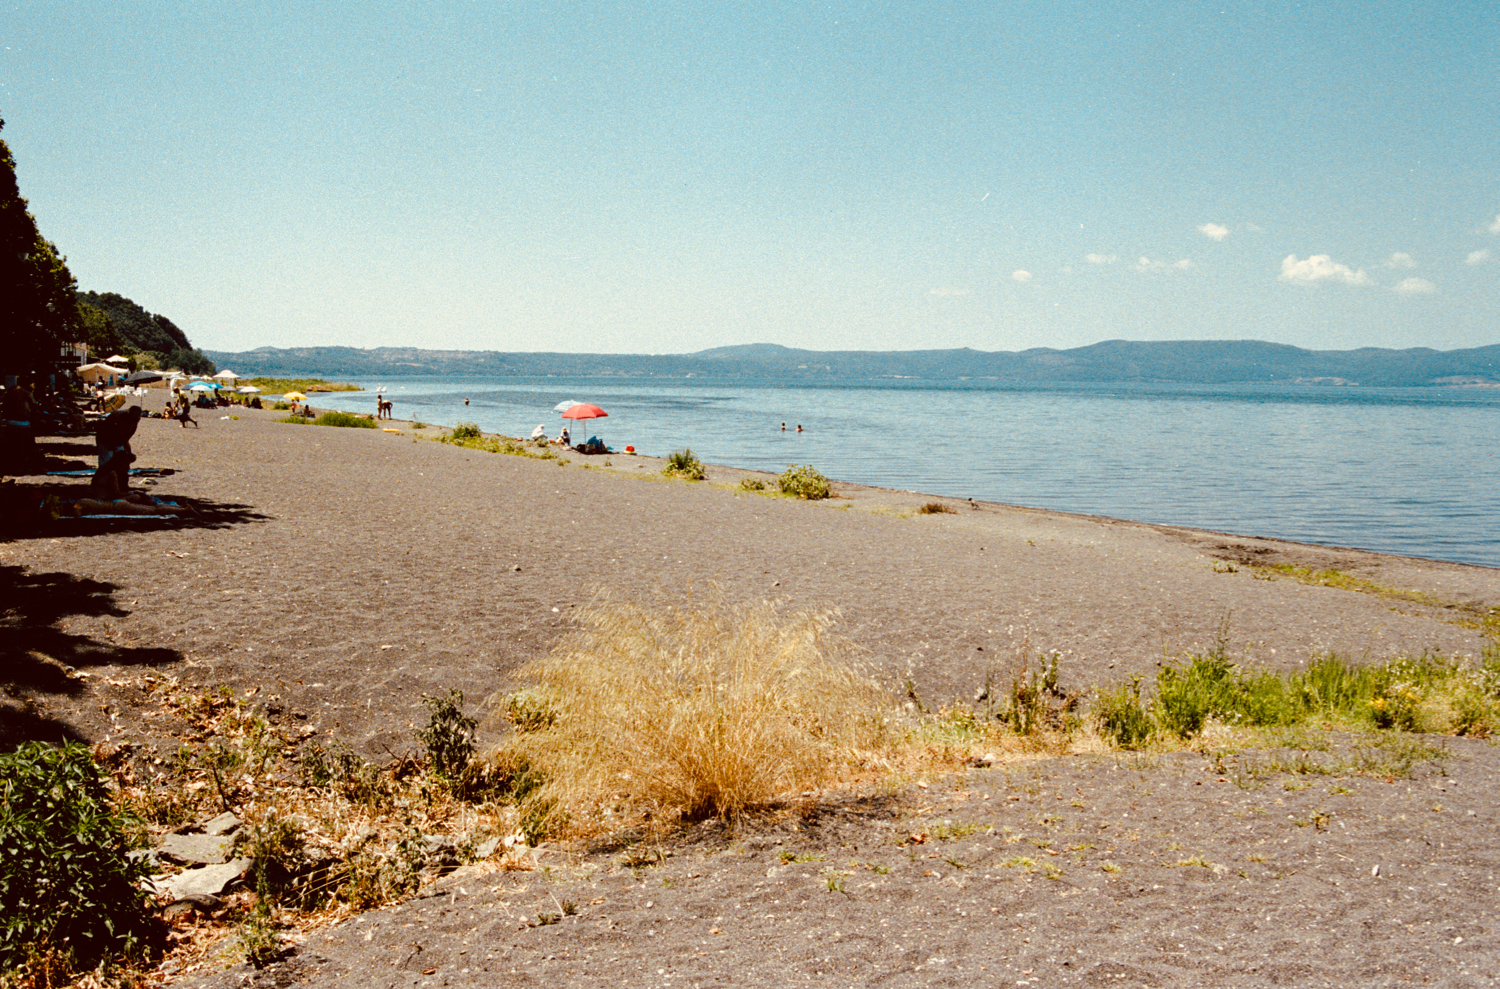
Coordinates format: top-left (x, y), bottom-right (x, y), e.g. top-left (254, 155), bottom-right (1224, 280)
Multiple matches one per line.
top-left (559, 403), bottom-right (608, 445)
top-left (559, 403), bottom-right (608, 423)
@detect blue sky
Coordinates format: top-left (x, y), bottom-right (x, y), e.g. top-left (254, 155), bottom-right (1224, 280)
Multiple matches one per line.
top-left (2, 1), bottom-right (1497, 354)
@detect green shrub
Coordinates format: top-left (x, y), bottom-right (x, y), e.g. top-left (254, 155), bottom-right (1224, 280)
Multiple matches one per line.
top-left (1095, 677), bottom-right (1154, 749)
top-left (777, 464), bottom-right (831, 500)
top-left (311, 411), bottom-right (376, 429)
top-left (996, 652), bottom-right (1077, 735)
top-left (0, 742), bottom-right (158, 974)
top-left (919, 501), bottom-right (956, 515)
top-left (739, 477), bottom-right (766, 491)
top-left (416, 689), bottom-right (477, 780)
top-left (413, 421), bottom-right (428, 430)
top-left (451, 422), bottom-right (482, 441)
top-left (271, 400), bottom-right (291, 410)
top-left (1155, 651), bottom-right (1235, 739)
top-left (662, 448), bottom-right (706, 480)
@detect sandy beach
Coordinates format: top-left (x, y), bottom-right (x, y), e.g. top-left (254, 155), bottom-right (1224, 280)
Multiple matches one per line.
top-left (5, 408), bottom-right (1499, 987)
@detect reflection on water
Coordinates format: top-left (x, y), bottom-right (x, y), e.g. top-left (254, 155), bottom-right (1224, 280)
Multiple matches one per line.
top-left (317, 376), bottom-right (1500, 568)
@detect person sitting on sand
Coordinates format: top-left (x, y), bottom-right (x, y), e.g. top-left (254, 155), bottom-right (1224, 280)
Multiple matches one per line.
top-left (555, 426), bottom-right (570, 446)
top-left (91, 406), bottom-right (142, 499)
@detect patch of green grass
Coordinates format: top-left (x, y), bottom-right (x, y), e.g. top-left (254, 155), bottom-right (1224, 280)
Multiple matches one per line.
top-left (278, 410), bottom-right (377, 429)
top-left (433, 430), bottom-right (561, 461)
top-left (779, 850), bottom-right (824, 864)
top-left (918, 501), bottom-right (956, 514)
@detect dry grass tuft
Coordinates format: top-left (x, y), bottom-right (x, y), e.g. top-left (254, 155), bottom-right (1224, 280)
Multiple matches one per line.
top-left (486, 596), bottom-right (899, 834)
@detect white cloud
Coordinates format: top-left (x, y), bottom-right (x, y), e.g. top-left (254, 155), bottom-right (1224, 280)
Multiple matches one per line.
top-left (1489, 213), bottom-right (1500, 234)
top-left (1278, 254), bottom-right (1372, 286)
top-left (1084, 253), bottom-right (1116, 265)
top-left (1467, 249), bottom-right (1491, 266)
top-left (1133, 257), bottom-right (1194, 273)
top-left (1382, 252), bottom-right (1417, 269)
top-left (1011, 270), bottom-right (1033, 283)
top-left (1198, 223), bottom-right (1229, 241)
top-left (1393, 277), bottom-right (1436, 295)
top-left (928, 286), bottom-right (970, 297)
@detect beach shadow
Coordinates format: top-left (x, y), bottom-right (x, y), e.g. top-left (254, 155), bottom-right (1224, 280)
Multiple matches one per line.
top-left (36, 439), bottom-right (99, 457)
top-left (0, 482), bottom-right (271, 542)
top-left (0, 564), bottom-right (184, 748)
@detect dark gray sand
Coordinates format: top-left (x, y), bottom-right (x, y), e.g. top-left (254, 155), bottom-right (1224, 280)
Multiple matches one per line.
top-left (4, 408), bottom-right (1498, 987)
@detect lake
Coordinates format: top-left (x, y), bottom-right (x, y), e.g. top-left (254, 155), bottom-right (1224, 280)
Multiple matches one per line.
top-left (311, 376), bottom-right (1500, 569)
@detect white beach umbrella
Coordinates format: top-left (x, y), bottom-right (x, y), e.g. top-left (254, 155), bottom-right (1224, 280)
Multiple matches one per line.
top-left (237, 385), bottom-right (261, 393)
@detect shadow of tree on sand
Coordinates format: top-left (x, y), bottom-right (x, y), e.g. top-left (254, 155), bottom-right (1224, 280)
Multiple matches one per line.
top-left (0, 565), bottom-right (184, 749)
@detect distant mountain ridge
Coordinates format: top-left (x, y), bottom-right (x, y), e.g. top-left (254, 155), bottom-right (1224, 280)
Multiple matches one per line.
top-left (203, 339), bottom-right (1500, 388)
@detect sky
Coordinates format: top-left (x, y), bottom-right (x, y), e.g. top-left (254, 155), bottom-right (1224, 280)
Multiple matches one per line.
top-left (2, 1), bottom-right (1498, 355)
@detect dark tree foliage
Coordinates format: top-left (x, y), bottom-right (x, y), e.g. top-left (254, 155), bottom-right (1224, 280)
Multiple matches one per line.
top-left (77, 291), bottom-right (188, 354)
top-left (0, 116), bottom-right (82, 366)
top-left (75, 299), bottom-right (121, 356)
top-left (166, 346), bottom-right (216, 376)
top-left (77, 290), bottom-right (215, 375)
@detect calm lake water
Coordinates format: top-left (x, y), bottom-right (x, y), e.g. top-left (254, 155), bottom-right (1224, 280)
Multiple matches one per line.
top-left (313, 376), bottom-right (1500, 569)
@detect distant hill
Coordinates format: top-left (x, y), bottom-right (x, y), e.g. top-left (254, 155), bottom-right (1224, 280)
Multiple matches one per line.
top-left (202, 339), bottom-right (1500, 388)
top-left (79, 291), bottom-right (216, 375)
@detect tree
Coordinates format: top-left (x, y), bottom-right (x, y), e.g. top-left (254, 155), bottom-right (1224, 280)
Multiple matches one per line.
top-left (75, 299), bottom-right (121, 356)
top-left (0, 116), bottom-right (83, 367)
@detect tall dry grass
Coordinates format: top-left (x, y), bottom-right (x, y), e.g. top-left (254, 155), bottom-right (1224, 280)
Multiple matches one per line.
top-left (486, 596), bottom-right (899, 833)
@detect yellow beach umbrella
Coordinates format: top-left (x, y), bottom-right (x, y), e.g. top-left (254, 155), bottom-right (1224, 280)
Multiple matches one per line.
top-left (283, 391), bottom-right (307, 402)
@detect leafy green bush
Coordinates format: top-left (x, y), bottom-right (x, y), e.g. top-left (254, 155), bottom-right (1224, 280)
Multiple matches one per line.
top-left (416, 690), bottom-right (477, 780)
top-left (662, 448), bottom-right (706, 480)
top-left (451, 422), bottom-right (482, 441)
top-left (1155, 652), bottom-right (1235, 739)
top-left (777, 464), bottom-right (831, 500)
top-left (0, 742), bottom-right (158, 975)
top-left (739, 477), bottom-right (766, 491)
top-left (312, 411), bottom-right (377, 429)
top-left (1095, 677), bottom-right (1154, 749)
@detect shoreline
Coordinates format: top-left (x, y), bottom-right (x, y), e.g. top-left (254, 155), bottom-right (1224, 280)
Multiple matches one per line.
top-left (342, 406), bottom-right (1500, 577)
top-left (299, 377), bottom-right (1500, 571)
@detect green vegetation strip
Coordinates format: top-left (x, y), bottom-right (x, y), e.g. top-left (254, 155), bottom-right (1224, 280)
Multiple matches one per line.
top-left (247, 377), bottom-right (362, 393)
